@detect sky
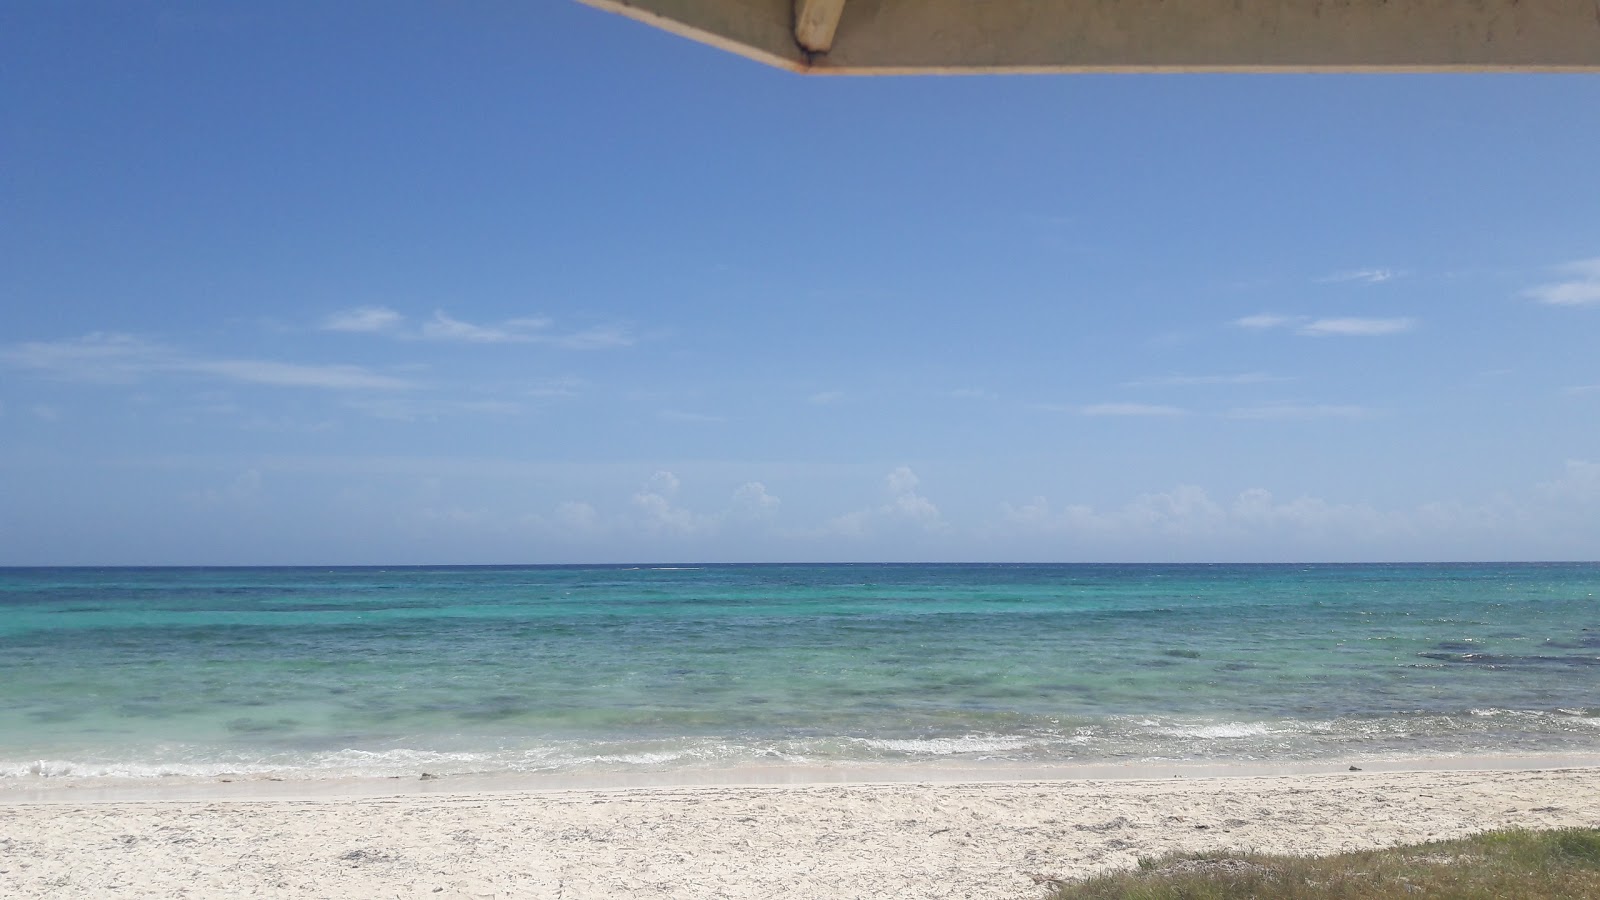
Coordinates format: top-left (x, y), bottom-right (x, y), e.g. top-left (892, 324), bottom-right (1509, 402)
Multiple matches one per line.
top-left (2, 2), bottom-right (1598, 565)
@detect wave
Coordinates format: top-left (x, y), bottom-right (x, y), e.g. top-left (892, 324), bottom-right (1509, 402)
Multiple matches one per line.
top-left (851, 733), bottom-right (1058, 756)
top-left (6, 709), bottom-right (1599, 783)
top-left (1152, 722), bottom-right (1274, 739)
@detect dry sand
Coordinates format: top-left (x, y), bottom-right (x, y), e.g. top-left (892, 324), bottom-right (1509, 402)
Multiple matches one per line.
top-left (4, 766), bottom-right (1600, 899)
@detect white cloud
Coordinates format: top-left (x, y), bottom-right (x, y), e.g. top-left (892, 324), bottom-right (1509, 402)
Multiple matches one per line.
top-left (1524, 258), bottom-right (1600, 307)
top-left (885, 466), bottom-right (918, 496)
top-left (808, 391), bottom-right (845, 405)
top-left (320, 307), bottom-right (637, 349)
top-left (322, 306), bottom-right (403, 333)
top-left (949, 388), bottom-right (997, 400)
top-left (1566, 384), bottom-right (1600, 396)
top-left (1322, 268), bottom-right (1400, 284)
top-left (1, 333), bottom-right (416, 391)
top-left (420, 311), bottom-right (547, 343)
top-left (646, 470), bottom-right (681, 496)
top-left (1001, 485), bottom-right (1393, 544)
top-left (544, 473), bottom-right (784, 539)
top-left (406, 312), bottom-right (634, 348)
top-left (1233, 315), bottom-right (1417, 337)
top-left (1296, 317), bottom-right (1416, 337)
top-left (1, 333), bottom-right (158, 383)
top-left (1538, 459), bottom-right (1600, 502)
top-left (1227, 404), bottom-right (1371, 420)
top-left (1080, 403), bottom-right (1187, 417)
top-left (995, 462), bottom-right (1600, 555)
top-left (554, 326), bottom-right (634, 350)
top-left (31, 404), bottom-right (61, 421)
top-left (1234, 314), bottom-right (1296, 330)
top-left (1125, 373), bottom-right (1287, 388)
top-left (826, 466), bottom-right (945, 537)
top-left (556, 501), bottom-right (602, 533)
top-left (1001, 487), bottom-right (1227, 540)
top-left (184, 359), bottom-right (415, 390)
top-left (731, 482), bottom-right (780, 517)
top-left (632, 470), bottom-right (713, 537)
top-left (826, 509), bottom-right (872, 538)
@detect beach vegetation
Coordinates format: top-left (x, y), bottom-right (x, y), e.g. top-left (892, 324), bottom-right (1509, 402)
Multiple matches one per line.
top-left (1047, 827), bottom-right (1600, 899)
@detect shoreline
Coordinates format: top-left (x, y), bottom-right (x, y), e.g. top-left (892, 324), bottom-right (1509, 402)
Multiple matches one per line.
top-left (3, 764), bottom-right (1599, 899)
top-left (6, 751), bottom-right (1600, 805)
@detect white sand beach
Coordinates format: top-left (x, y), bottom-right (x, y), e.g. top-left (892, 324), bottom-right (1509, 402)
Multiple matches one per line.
top-left (4, 764), bottom-right (1599, 899)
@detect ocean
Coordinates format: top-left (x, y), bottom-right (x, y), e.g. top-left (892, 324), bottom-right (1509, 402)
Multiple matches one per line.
top-left (2, 563), bottom-right (1597, 783)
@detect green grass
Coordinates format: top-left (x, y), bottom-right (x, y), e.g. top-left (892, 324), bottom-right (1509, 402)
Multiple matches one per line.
top-left (1047, 828), bottom-right (1600, 900)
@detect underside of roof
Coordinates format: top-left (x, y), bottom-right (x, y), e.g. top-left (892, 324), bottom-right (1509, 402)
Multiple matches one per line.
top-left (579, 0), bottom-right (1600, 73)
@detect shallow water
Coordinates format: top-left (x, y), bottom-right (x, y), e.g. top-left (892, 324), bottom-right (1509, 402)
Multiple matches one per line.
top-left (2, 563), bottom-right (1597, 781)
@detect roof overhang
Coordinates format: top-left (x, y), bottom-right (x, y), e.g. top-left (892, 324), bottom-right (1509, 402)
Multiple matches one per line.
top-left (579, 0), bottom-right (1600, 74)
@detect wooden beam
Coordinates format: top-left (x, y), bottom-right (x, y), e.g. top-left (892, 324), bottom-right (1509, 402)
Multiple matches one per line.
top-left (579, 0), bottom-right (1600, 73)
top-left (794, 0), bottom-right (847, 54)
top-left (579, 0), bottom-right (806, 72)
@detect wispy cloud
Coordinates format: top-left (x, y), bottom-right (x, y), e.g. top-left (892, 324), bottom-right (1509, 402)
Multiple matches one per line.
top-left (1125, 372), bottom-right (1289, 388)
top-left (1, 333), bottom-right (417, 391)
top-left (1234, 314), bottom-right (1296, 330)
top-left (321, 308), bottom-right (636, 349)
top-left (321, 306), bottom-right (403, 333)
top-left (1227, 404), bottom-right (1371, 420)
top-left (1566, 384), bottom-right (1600, 397)
top-left (1524, 258), bottom-right (1600, 307)
top-left (948, 387), bottom-right (998, 400)
top-left (1, 333), bottom-right (158, 383)
top-left (552, 326), bottom-right (635, 350)
top-left (184, 359), bottom-right (415, 390)
top-left (1297, 317), bottom-right (1416, 337)
top-left (419, 312), bottom-right (554, 343)
top-left (1321, 268), bottom-right (1401, 285)
top-left (1080, 403), bottom-right (1188, 417)
top-left (1235, 314), bottom-right (1417, 337)
top-left (808, 391), bottom-right (845, 406)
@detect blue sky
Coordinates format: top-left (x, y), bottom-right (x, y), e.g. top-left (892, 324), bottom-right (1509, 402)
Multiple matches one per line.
top-left (3, 2), bottom-right (1598, 564)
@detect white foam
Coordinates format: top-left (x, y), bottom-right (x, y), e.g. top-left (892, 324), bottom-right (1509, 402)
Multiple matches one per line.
top-left (1156, 723), bottom-right (1273, 739)
top-left (1, 759), bottom-right (284, 779)
top-left (580, 751), bottom-right (688, 766)
top-left (854, 734), bottom-right (1040, 756)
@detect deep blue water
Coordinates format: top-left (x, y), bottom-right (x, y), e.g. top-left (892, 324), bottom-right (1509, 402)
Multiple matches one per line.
top-left (2, 563), bottom-right (1597, 780)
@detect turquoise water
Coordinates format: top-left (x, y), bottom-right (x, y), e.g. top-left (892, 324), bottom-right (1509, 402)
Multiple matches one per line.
top-left (2, 563), bottom-right (1598, 780)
